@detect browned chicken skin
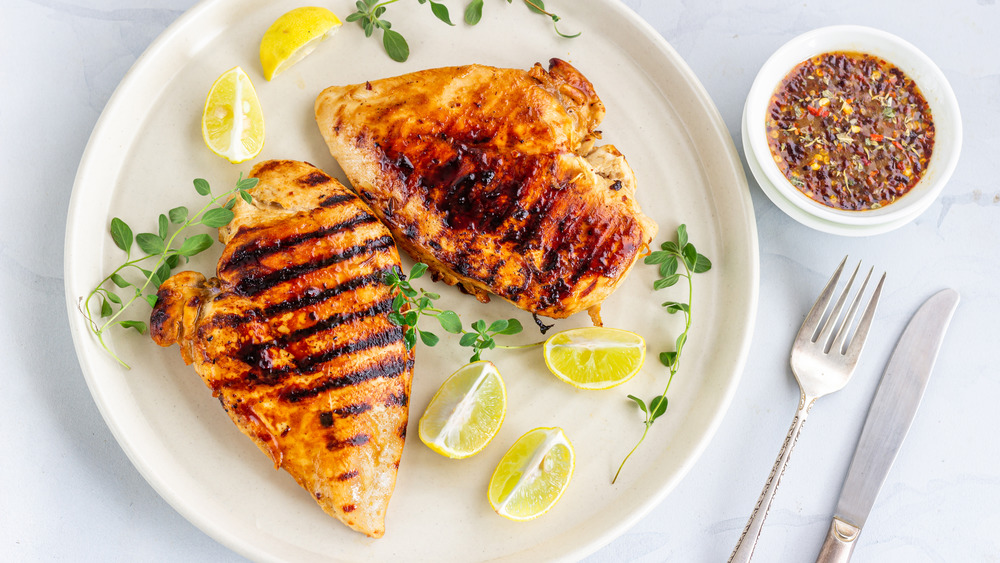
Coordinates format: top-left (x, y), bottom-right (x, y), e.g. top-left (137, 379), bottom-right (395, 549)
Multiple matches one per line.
top-left (315, 58), bottom-right (658, 321)
top-left (150, 160), bottom-right (412, 538)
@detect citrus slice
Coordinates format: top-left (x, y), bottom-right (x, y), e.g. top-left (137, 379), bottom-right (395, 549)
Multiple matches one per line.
top-left (418, 361), bottom-right (506, 459)
top-left (259, 7), bottom-right (342, 81)
top-left (488, 427), bottom-right (575, 521)
top-left (201, 66), bottom-right (264, 164)
top-left (542, 327), bottom-right (646, 390)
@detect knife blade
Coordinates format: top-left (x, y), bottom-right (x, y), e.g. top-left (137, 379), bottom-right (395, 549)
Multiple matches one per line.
top-left (815, 288), bottom-right (959, 563)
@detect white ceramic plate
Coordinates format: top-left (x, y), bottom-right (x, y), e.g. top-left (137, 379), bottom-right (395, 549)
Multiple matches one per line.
top-left (64, 1), bottom-right (759, 561)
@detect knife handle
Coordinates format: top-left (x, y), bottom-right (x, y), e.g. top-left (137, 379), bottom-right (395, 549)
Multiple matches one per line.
top-left (815, 517), bottom-right (861, 563)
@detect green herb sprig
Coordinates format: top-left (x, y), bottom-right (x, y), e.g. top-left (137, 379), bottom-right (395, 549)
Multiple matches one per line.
top-left (612, 225), bottom-right (711, 484)
top-left (81, 176), bottom-right (258, 368)
top-left (385, 262), bottom-right (524, 361)
top-left (348, 0), bottom-right (411, 63)
top-left (349, 0), bottom-right (578, 62)
top-left (465, 0), bottom-right (579, 38)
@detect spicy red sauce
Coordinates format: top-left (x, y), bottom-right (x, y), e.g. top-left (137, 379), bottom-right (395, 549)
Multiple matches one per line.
top-left (766, 51), bottom-right (935, 211)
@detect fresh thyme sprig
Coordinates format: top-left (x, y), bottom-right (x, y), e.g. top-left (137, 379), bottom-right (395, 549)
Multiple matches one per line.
top-left (612, 225), bottom-right (711, 484)
top-left (81, 176), bottom-right (258, 368)
top-left (348, 0), bottom-right (578, 62)
top-left (385, 262), bottom-right (524, 361)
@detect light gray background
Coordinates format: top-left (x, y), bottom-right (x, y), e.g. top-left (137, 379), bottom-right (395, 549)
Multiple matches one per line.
top-left (3, 0), bottom-right (997, 561)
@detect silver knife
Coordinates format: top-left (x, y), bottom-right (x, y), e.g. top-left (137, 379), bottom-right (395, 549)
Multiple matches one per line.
top-left (815, 288), bottom-right (960, 563)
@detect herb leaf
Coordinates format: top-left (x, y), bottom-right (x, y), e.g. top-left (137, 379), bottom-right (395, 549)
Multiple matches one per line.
top-left (136, 233), bottom-right (166, 255)
top-left (464, 0), bottom-right (484, 24)
top-left (177, 234), bottom-right (214, 256)
top-left (437, 310), bottom-right (463, 333)
top-left (110, 218), bottom-right (133, 253)
top-left (496, 319), bottom-right (523, 335)
top-left (627, 394), bottom-right (647, 414)
top-left (648, 395), bottom-right (668, 421)
top-left (422, 0), bottom-right (455, 25)
top-left (419, 330), bottom-right (440, 346)
top-left (524, 0), bottom-right (546, 15)
top-left (168, 206), bottom-right (188, 224)
top-left (118, 320), bottom-right (148, 334)
top-left (200, 207), bottom-right (235, 228)
top-left (409, 262), bottom-right (429, 280)
top-left (382, 29), bottom-right (409, 62)
top-left (158, 214), bottom-right (169, 239)
top-left (193, 178), bottom-right (211, 196)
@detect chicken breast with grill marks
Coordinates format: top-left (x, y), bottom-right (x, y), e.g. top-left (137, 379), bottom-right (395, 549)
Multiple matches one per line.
top-left (150, 160), bottom-right (411, 538)
top-left (315, 58), bottom-right (658, 322)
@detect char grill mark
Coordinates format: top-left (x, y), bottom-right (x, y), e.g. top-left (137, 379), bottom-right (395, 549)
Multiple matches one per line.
top-left (300, 172), bottom-right (329, 186)
top-left (261, 268), bottom-right (394, 317)
top-left (502, 172), bottom-right (556, 253)
top-left (334, 402), bottom-right (374, 417)
top-left (222, 211), bottom-right (379, 273)
top-left (233, 235), bottom-right (395, 296)
top-left (337, 470), bottom-right (359, 481)
top-left (385, 392), bottom-right (408, 407)
top-left (201, 268), bottom-right (395, 330)
top-left (297, 327), bottom-right (405, 373)
top-left (320, 193), bottom-right (355, 207)
top-left (327, 433), bottom-right (371, 451)
top-left (282, 297), bottom-right (394, 342)
top-left (233, 324), bottom-right (405, 385)
top-left (540, 209), bottom-right (587, 275)
top-left (282, 356), bottom-right (414, 403)
top-left (230, 298), bottom-right (397, 379)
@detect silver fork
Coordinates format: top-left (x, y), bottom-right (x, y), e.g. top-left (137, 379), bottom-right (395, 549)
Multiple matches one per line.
top-left (728, 257), bottom-right (885, 563)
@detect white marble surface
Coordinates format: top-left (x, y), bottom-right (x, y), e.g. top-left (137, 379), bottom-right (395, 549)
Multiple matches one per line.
top-left (4, 0), bottom-right (998, 561)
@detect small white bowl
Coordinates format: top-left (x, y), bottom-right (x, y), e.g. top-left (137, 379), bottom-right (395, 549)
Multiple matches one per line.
top-left (742, 25), bottom-right (962, 236)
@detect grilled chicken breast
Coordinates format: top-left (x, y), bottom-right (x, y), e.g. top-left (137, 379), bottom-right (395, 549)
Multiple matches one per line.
top-left (315, 58), bottom-right (658, 321)
top-left (150, 160), bottom-right (412, 538)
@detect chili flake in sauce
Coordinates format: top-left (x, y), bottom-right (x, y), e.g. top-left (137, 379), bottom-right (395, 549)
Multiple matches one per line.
top-left (766, 51), bottom-right (934, 211)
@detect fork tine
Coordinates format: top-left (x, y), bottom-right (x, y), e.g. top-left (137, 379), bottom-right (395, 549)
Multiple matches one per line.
top-left (830, 266), bottom-right (874, 354)
top-left (797, 256), bottom-right (848, 344)
top-left (844, 271), bottom-right (886, 363)
top-left (815, 261), bottom-right (861, 349)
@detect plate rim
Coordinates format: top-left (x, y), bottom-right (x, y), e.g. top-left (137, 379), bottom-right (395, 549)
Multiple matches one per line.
top-left (63, 0), bottom-right (760, 560)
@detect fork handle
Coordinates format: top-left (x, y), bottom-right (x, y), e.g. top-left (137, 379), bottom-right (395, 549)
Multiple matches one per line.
top-left (728, 397), bottom-right (814, 563)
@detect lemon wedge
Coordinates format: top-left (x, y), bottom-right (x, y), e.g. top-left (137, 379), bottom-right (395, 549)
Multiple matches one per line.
top-left (542, 327), bottom-right (646, 390)
top-left (488, 427), bottom-right (575, 521)
top-left (418, 361), bottom-right (507, 459)
top-left (201, 66), bottom-right (264, 164)
top-left (260, 7), bottom-right (342, 81)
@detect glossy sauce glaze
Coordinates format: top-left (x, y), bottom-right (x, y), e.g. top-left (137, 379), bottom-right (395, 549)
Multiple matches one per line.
top-left (314, 59), bottom-right (659, 320)
top-left (766, 51), bottom-right (935, 210)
